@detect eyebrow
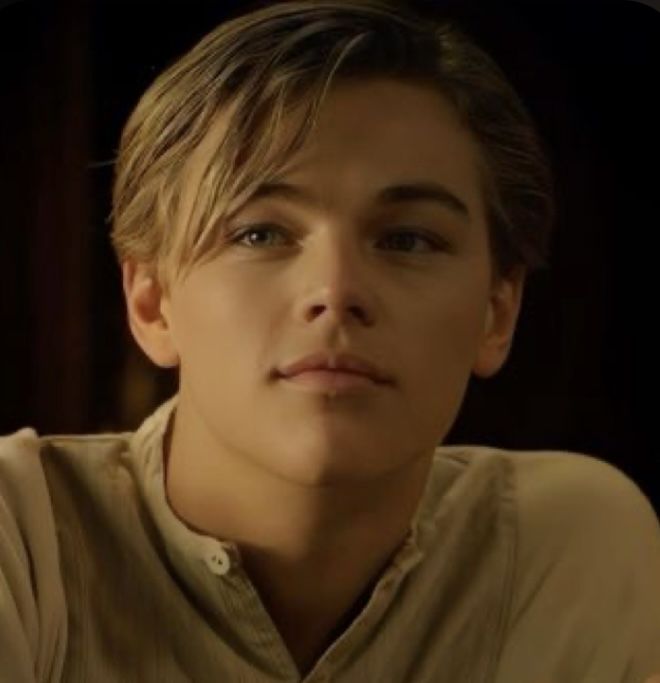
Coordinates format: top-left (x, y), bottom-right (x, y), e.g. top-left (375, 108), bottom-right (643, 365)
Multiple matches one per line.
top-left (247, 180), bottom-right (471, 221)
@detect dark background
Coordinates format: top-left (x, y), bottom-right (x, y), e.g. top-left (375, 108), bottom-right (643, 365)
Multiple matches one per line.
top-left (1, 0), bottom-right (658, 512)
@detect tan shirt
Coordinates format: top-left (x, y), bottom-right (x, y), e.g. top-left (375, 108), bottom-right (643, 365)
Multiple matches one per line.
top-left (1, 395), bottom-right (659, 683)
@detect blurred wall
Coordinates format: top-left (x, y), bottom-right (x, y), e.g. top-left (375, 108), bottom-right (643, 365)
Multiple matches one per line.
top-left (1, 0), bottom-right (92, 433)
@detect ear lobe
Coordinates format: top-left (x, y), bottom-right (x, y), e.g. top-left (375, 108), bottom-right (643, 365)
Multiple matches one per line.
top-left (472, 267), bottom-right (526, 379)
top-left (122, 261), bottom-right (180, 369)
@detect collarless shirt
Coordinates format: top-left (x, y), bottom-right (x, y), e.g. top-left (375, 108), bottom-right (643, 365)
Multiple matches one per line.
top-left (1, 395), bottom-right (659, 682)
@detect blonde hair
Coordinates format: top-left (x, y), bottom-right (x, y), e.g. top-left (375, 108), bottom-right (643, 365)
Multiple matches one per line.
top-left (110, 0), bottom-right (555, 293)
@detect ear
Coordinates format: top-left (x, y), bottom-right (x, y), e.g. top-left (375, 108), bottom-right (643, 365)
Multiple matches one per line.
top-left (122, 260), bottom-right (180, 368)
top-left (472, 266), bottom-right (526, 379)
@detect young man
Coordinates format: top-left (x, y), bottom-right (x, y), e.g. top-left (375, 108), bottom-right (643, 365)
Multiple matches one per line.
top-left (1, 1), bottom-right (659, 681)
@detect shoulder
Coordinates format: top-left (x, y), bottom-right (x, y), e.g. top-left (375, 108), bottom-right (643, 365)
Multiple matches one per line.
top-left (0, 427), bottom-right (48, 513)
top-left (0, 424), bottom-right (137, 578)
top-left (0, 426), bottom-right (132, 506)
top-left (0, 425), bottom-right (136, 680)
top-left (0, 426), bottom-right (139, 572)
top-left (0, 426), bottom-right (55, 584)
top-left (433, 445), bottom-right (660, 560)
top-left (505, 449), bottom-right (660, 560)
top-left (490, 449), bottom-right (660, 680)
top-left (0, 427), bottom-right (70, 680)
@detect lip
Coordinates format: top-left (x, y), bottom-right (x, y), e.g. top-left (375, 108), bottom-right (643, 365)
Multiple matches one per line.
top-left (277, 351), bottom-right (392, 385)
top-left (281, 369), bottom-right (381, 393)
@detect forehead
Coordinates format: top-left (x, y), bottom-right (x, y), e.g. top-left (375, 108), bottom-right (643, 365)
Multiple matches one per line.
top-left (289, 78), bottom-right (477, 165)
top-left (180, 78), bottom-right (486, 227)
top-left (265, 79), bottom-right (485, 225)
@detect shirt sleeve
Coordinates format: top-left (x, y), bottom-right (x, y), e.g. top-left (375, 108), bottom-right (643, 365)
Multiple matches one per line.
top-left (0, 429), bottom-right (67, 683)
top-left (493, 451), bottom-right (660, 683)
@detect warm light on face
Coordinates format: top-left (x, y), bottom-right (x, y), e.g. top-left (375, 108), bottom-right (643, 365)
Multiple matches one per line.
top-left (143, 78), bottom-right (520, 486)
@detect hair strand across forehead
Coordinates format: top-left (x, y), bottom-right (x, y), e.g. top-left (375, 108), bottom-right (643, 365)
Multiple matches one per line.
top-left (110, 0), bottom-right (555, 291)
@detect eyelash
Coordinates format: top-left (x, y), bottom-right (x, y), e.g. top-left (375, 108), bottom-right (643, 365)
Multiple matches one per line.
top-left (226, 223), bottom-right (449, 253)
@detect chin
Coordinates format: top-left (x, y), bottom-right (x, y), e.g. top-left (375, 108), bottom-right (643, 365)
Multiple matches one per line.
top-left (265, 442), bottom-right (408, 488)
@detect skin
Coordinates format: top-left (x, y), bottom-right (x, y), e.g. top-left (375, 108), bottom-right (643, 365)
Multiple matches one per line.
top-left (123, 77), bottom-right (525, 675)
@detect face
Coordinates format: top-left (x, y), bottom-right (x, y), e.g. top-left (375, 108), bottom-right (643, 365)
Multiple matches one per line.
top-left (127, 78), bottom-right (524, 487)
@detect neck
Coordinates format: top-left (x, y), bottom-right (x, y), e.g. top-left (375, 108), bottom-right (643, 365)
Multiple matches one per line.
top-left (162, 396), bottom-right (434, 668)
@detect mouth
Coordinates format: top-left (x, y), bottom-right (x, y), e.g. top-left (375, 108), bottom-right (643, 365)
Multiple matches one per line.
top-left (277, 368), bottom-right (384, 393)
top-left (276, 350), bottom-right (393, 386)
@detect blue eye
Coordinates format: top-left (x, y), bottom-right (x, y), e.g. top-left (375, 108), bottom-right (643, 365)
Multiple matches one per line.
top-left (229, 224), bottom-right (288, 248)
top-left (228, 224), bottom-right (447, 253)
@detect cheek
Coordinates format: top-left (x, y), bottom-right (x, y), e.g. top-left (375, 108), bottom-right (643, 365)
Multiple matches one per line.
top-left (416, 316), bottom-right (481, 384)
top-left (407, 285), bottom-right (489, 394)
top-left (408, 300), bottom-right (486, 432)
top-left (172, 275), bottom-right (272, 376)
top-left (169, 278), bottom-right (232, 360)
top-left (416, 274), bottom-right (489, 355)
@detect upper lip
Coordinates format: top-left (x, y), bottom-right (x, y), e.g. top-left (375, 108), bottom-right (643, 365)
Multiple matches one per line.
top-left (277, 351), bottom-right (392, 384)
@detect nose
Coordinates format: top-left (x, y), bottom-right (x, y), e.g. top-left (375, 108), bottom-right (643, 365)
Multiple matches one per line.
top-left (306, 298), bottom-right (371, 325)
top-left (296, 231), bottom-right (375, 327)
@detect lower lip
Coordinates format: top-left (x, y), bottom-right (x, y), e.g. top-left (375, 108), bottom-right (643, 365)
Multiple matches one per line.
top-left (280, 370), bottom-right (382, 392)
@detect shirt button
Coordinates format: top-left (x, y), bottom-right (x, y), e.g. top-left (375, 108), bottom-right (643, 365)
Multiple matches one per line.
top-left (204, 545), bottom-right (231, 576)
